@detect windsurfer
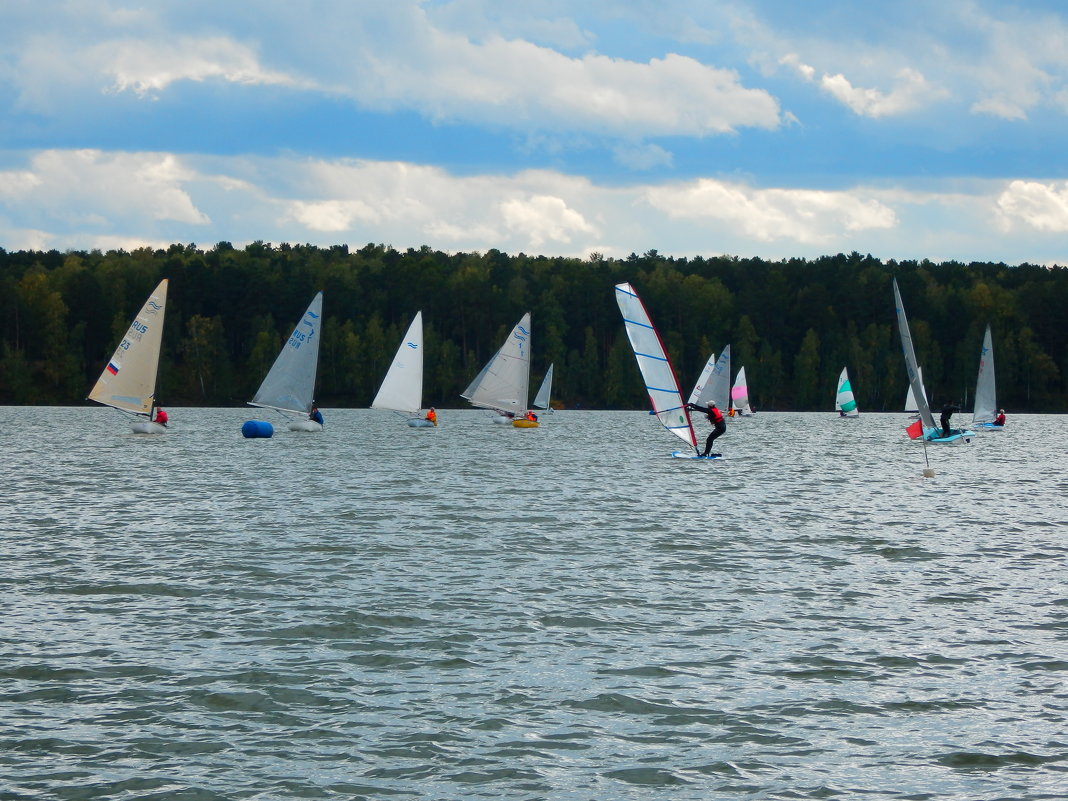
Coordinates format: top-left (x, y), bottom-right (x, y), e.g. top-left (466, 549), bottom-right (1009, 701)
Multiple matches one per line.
top-left (939, 403), bottom-right (960, 438)
top-left (686, 401), bottom-right (726, 457)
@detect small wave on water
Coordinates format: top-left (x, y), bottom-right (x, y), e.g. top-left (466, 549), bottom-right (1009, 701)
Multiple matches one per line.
top-left (1, 408), bottom-right (1066, 800)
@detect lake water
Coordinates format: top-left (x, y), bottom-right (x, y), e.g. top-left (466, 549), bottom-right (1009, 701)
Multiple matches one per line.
top-left (1, 407), bottom-right (1066, 800)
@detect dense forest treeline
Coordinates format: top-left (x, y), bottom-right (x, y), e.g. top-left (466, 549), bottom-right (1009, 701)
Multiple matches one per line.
top-left (1, 242), bottom-right (1066, 412)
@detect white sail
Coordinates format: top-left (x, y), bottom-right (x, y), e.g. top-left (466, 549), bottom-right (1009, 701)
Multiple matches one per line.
top-left (372, 312), bottom-right (423, 414)
top-left (614, 282), bottom-right (697, 448)
top-left (689, 346), bottom-right (730, 410)
top-left (904, 366), bottom-right (927, 412)
top-left (462, 312), bottom-right (532, 414)
top-left (892, 279), bottom-right (936, 430)
top-left (972, 324), bottom-right (997, 425)
top-left (532, 363), bottom-right (553, 410)
top-left (730, 366), bottom-right (753, 416)
top-left (250, 291), bottom-right (323, 414)
top-left (836, 367), bottom-right (859, 416)
top-left (89, 279), bottom-right (168, 415)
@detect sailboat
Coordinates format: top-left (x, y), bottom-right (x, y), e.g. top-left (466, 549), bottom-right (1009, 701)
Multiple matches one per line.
top-left (89, 279), bottom-right (169, 433)
top-left (248, 291), bottom-right (324, 432)
top-left (904, 366), bottom-right (926, 416)
top-left (971, 324), bottom-right (1003, 429)
top-left (689, 346), bottom-right (730, 411)
top-left (532, 363), bottom-right (554, 414)
top-left (614, 282), bottom-right (714, 459)
top-left (372, 311), bottom-right (435, 428)
top-left (461, 312), bottom-right (538, 427)
top-left (729, 366), bottom-right (754, 417)
top-left (893, 278), bottom-right (973, 443)
top-left (835, 367), bottom-right (860, 417)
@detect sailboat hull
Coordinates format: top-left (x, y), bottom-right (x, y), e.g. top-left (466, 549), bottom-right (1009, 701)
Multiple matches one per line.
top-left (408, 418), bottom-right (435, 428)
top-left (490, 415), bottom-right (513, 424)
top-left (288, 420), bottom-right (323, 432)
top-left (131, 421), bottom-right (167, 434)
top-left (976, 422), bottom-right (1004, 430)
top-left (921, 428), bottom-right (975, 443)
top-left (512, 419), bottom-right (539, 428)
top-left (672, 451), bottom-right (724, 460)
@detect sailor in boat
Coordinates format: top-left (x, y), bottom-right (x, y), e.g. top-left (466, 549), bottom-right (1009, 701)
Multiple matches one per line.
top-left (994, 409), bottom-right (1006, 427)
top-left (152, 404), bottom-right (169, 427)
top-left (525, 410), bottom-right (538, 423)
top-left (309, 404), bottom-right (324, 426)
top-left (939, 403), bottom-right (960, 438)
top-left (686, 401), bottom-right (726, 457)
top-left (426, 407), bottom-right (437, 426)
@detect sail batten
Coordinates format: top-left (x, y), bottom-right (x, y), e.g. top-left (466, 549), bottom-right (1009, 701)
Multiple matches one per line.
top-left (250, 292), bottom-right (323, 415)
top-left (88, 279), bottom-right (168, 415)
top-left (614, 282), bottom-right (697, 448)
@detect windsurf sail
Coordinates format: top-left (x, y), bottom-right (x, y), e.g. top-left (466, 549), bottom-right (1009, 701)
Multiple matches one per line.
top-left (249, 291), bottom-right (323, 414)
top-left (462, 312), bottom-right (532, 415)
top-left (88, 279), bottom-right (168, 415)
top-left (614, 282), bottom-right (697, 448)
top-left (836, 367), bottom-right (859, 416)
top-left (372, 311), bottom-right (424, 415)
top-left (892, 279), bottom-right (936, 431)
top-left (972, 324), bottom-right (997, 425)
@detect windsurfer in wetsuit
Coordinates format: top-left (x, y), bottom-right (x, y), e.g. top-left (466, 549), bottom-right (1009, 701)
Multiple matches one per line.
top-left (686, 401), bottom-right (726, 457)
top-left (939, 403), bottom-right (960, 438)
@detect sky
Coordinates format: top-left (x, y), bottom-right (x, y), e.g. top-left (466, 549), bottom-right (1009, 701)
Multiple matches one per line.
top-left (2, 0), bottom-right (1068, 264)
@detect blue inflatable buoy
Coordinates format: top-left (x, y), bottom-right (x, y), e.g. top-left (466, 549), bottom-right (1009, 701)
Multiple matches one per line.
top-left (241, 420), bottom-right (274, 438)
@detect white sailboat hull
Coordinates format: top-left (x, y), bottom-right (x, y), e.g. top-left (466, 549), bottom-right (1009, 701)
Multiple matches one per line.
top-left (408, 417), bottom-right (435, 428)
top-left (288, 420), bottom-right (323, 432)
top-left (131, 421), bottom-right (167, 434)
top-left (490, 414), bottom-right (513, 424)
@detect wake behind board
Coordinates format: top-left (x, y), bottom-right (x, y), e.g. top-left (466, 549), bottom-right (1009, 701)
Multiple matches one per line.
top-left (672, 451), bottom-right (724, 460)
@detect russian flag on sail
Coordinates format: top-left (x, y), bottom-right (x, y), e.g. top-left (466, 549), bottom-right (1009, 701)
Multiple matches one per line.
top-left (905, 419), bottom-right (923, 439)
top-left (106, 361), bottom-right (120, 375)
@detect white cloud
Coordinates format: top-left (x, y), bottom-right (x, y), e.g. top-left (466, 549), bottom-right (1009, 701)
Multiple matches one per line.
top-left (995, 180), bottom-right (1068, 231)
top-left (646, 179), bottom-right (897, 244)
top-left (782, 53), bottom-right (944, 118)
top-left (500, 194), bottom-right (596, 246)
top-left (101, 36), bottom-right (302, 97)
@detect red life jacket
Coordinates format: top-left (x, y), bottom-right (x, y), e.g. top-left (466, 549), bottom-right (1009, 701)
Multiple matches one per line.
top-left (709, 407), bottom-right (724, 425)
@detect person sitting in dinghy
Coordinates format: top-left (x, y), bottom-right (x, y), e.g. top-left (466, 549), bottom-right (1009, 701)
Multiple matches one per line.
top-left (309, 404), bottom-right (324, 426)
top-left (152, 405), bottom-right (168, 427)
top-left (525, 410), bottom-right (538, 422)
top-left (994, 409), bottom-right (1006, 427)
top-left (426, 407), bottom-right (437, 426)
top-left (686, 401), bottom-right (726, 457)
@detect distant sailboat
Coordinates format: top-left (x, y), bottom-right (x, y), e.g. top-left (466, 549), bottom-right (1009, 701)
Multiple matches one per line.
top-left (904, 366), bottom-right (926, 415)
top-left (532, 363), bottom-right (554, 414)
top-left (249, 292), bottom-right (323, 432)
top-left (972, 324), bottom-right (1002, 429)
top-left (462, 312), bottom-right (538, 427)
top-left (689, 346), bottom-right (730, 412)
top-left (730, 366), bottom-right (753, 417)
top-left (89, 279), bottom-right (169, 433)
top-left (615, 282), bottom-right (714, 459)
top-left (893, 278), bottom-right (973, 443)
top-left (835, 367), bottom-right (859, 417)
top-left (372, 311), bottom-right (435, 428)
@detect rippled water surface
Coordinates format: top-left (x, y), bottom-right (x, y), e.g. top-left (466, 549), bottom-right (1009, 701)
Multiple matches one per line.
top-left (2, 407), bottom-right (1066, 800)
